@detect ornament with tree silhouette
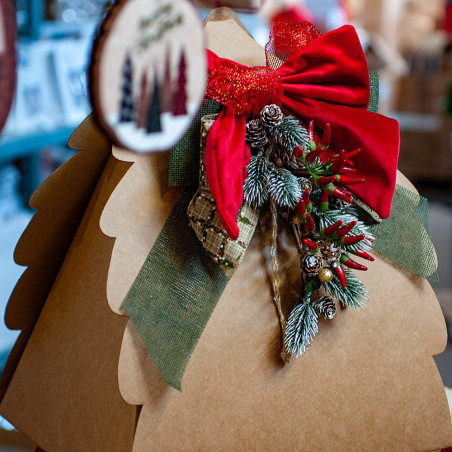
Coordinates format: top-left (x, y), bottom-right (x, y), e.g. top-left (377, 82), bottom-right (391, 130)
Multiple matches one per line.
top-left (89, 0), bottom-right (206, 152)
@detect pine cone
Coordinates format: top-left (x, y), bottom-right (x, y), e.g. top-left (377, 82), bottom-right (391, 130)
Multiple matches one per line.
top-left (245, 119), bottom-right (268, 148)
top-left (298, 177), bottom-right (312, 193)
top-left (260, 104), bottom-right (283, 128)
top-left (319, 240), bottom-right (341, 265)
top-left (301, 254), bottom-right (323, 277)
top-left (330, 196), bottom-right (353, 210)
top-left (288, 154), bottom-right (306, 170)
top-left (313, 296), bottom-right (337, 319)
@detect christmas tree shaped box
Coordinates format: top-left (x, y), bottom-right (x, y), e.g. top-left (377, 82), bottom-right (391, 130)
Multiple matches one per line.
top-left (0, 6), bottom-right (451, 452)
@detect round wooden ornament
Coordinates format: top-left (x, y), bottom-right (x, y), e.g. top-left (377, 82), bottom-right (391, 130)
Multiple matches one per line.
top-left (0, 0), bottom-right (16, 136)
top-left (89, 0), bottom-right (206, 153)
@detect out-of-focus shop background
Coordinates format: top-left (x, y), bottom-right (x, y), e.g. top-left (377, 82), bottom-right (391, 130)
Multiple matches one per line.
top-left (0, 0), bottom-right (451, 448)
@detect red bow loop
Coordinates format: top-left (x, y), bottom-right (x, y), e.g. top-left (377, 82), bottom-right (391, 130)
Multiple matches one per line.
top-left (277, 25), bottom-right (370, 110)
top-left (276, 25), bottom-right (399, 218)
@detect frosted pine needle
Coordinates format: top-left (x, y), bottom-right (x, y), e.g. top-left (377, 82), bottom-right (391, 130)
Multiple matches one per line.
top-left (284, 302), bottom-right (319, 357)
top-left (270, 116), bottom-right (310, 155)
top-left (267, 167), bottom-right (302, 208)
top-left (324, 271), bottom-right (368, 309)
top-left (243, 156), bottom-right (270, 208)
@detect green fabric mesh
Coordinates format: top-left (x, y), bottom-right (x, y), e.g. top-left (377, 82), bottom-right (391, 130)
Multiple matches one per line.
top-left (370, 185), bottom-right (438, 282)
top-left (169, 100), bottom-right (222, 187)
top-left (123, 189), bottom-right (229, 391)
top-left (368, 72), bottom-right (379, 113)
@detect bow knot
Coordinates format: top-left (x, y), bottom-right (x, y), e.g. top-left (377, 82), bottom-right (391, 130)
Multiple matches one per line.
top-left (206, 58), bottom-right (283, 116)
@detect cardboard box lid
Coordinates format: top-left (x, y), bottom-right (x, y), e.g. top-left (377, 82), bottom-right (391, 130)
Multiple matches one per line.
top-left (0, 115), bottom-right (111, 400)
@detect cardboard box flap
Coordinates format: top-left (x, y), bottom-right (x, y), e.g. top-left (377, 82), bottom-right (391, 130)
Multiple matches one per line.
top-left (0, 115), bottom-right (113, 400)
top-left (0, 147), bottom-right (136, 451)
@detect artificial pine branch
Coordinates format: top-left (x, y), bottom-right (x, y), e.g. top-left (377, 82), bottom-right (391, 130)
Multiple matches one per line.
top-left (243, 156), bottom-right (269, 208)
top-left (324, 270), bottom-right (368, 309)
top-left (284, 302), bottom-right (319, 357)
top-left (269, 116), bottom-right (309, 156)
top-left (267, 167), bottom-right (302, 208)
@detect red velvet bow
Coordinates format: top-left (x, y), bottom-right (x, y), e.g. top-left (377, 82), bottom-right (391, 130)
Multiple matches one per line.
top-left (205, 21), bottom-right (400, 240)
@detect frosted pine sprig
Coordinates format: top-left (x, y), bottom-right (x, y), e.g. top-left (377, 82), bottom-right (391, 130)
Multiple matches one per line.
top-left (284, 302), bottom-right (319, 357)
top-left (269, 116), bottom-right (310, 156)
top-left (267, 167), bottom-right (302, 208)
top-left (243, 156), bottom-right (270, 208)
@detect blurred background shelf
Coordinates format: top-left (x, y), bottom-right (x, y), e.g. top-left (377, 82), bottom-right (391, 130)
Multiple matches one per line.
top-left (0, 127), bottom-right (74, 162)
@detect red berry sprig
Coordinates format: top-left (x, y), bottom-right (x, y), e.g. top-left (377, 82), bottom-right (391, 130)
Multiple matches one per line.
top-left (293, 120), bottom-right (365, 212)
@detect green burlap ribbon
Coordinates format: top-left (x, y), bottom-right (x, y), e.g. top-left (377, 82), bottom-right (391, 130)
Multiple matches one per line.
top-left (123, 72), bottom-right (437, 391)
top-left (370, 185), bottom-right (438, 282)
top-left (169, 100), bottom-right (222, 187)
top-left (368, 72), bottom-right (379, 114)
top-left (123, 189), bottom-right (229, 390)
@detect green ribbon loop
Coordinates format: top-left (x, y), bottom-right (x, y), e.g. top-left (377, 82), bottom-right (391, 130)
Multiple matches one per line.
top-left (169, 100), bottom-right (222, 187)
top-left (370, 184), bottom-right (438, 282)
top-left (123, 189), bottom-right (229, 391)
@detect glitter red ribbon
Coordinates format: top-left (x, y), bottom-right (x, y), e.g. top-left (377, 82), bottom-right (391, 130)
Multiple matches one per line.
top-left (205, 18), bottom-right (400, 240)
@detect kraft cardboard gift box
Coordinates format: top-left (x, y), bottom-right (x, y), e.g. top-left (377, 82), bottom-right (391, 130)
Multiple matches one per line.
top-left (0, 8), bottom-right (451, 451)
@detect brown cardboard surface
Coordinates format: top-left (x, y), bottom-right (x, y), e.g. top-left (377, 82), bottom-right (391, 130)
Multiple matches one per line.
top-left (105, 145), bottom-right (452, 450)
top-left (203, 8), bottom-right (266, 67)
top-left (100, 148), bottom-right (182, 316)
top-left (0, 115), bottom-right (111, 400)
top-left (0, 9), bottom-right (450, 451)
top-left (0, 126), bottom-right (136, 451)
top-left (132, 245), bottom-right (451, 451)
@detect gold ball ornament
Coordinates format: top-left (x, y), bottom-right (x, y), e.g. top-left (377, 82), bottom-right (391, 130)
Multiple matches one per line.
top-left (319, 268), bottom-right (334, 283)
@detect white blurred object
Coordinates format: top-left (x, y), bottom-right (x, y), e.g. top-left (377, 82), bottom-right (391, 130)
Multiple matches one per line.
top-left (51, 38), bottom-right (91, 126)
top-left (0, 166), bottom-right (23, 220)
top-left (4, 37), bottom-right (91, 136)
top-left (13, 41), bottom-right (62, 134)
top-left (445, 387), bottom-right (452, 416)
top-left (305, 0), bottom-right (345, 30)
top-left (357, 28), bottom-right (409, 77)
top-left (49, 0), bottom-right (107, 21)
top-left (0, 208), bottom-right (32, 353)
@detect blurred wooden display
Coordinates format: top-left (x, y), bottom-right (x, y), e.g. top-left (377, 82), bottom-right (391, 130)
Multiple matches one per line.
top-left (395, 113), bottom-right (452, 181)
top-left (349, 0), bottom-right (445, 53)
top-left (350, 0), bottom-right (452, 183)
